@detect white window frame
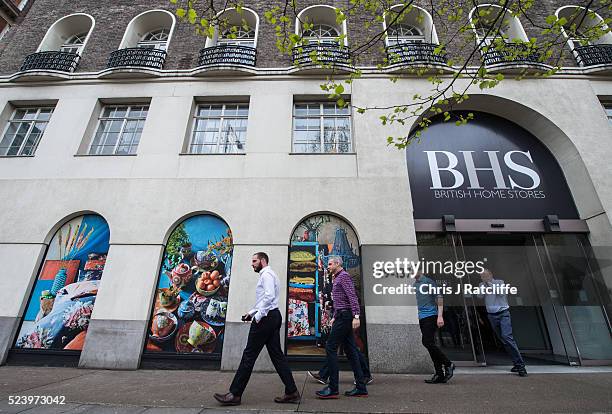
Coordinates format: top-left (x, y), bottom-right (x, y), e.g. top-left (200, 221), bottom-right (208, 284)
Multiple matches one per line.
top-left (302, 23), bottom-right (341, 44)
top-left (387, 24), bottom-right (425, 45)
top-left (292, 102), bottom-right (352, 154)
top-left (137, 28), bottom-right (170, 50)
top-left (88, 105), bottom-right (148, 155)
top-left (60, 32), bottom-right (87, 54)
top-left (0, 107), bottom-right (54, 156)
top-left (188, 103), bottom-right (249, 154)
top-left (218, 26), bottom-right (256, 47)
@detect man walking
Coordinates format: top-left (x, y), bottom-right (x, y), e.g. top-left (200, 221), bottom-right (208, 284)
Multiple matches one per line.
top-left (214, 252), bottom-right (300, 406)
top-left (478, 268), bottom-right (527, 377)
top-left (414, 271), bottom-right (455, 384)
top-left (316, 256), bottom-right (368, 398)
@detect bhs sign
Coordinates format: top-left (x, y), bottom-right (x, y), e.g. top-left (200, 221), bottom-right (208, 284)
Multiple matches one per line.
top-left (406, 112), bottom-right (579, 219)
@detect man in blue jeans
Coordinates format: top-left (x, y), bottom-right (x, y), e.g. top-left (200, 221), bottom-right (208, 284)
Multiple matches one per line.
top-left (315, 256), bottom-right (367, 398)
top-left (478, 268), bottom-right (527, 377)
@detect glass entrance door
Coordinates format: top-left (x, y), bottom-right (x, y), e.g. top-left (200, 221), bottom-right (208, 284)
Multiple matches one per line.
top-left (417, 232), bottom-right (612, 366)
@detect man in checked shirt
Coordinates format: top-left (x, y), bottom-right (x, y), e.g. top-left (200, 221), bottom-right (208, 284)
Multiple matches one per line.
top-left (315, 256), bottom-right (368, 399)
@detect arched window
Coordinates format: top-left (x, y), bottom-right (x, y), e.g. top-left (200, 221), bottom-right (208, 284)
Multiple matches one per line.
top-left (556, 6), bottom-right (612, 47)
top-left (287, 214), bottom-right (366, 357)
top-left (296, 5), bottom-right (348, 46)
top-left (138, 28), bottom-right (170, 50)
top-left (469, 4), bottom-right (529, 47)
top-left (205, 7), bottom-right (259, 48)
top-left (119, 10), bottom-right (175, 51)
top-left (145, 214), bottom-right (233, 356)
top-left (218, 26), bottom-right (255, 47)
top-left (303, 23), bottom-right (340, 43)
top-left (13, 214), bottom-right (110, 352)
top-left (384, 5), bottom-right (438, 46)
top-left (387, 24), bottom-right (424, 45)
top-left (60, 33), bottom-right (87, 54)
top-left (38, 14), bottom-right (95, 55)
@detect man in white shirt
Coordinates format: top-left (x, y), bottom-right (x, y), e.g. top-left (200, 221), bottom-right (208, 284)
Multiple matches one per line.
top-left (478, 268), bottom-right (527, 377)
top-left (214, 252), bottom-right (300, 406)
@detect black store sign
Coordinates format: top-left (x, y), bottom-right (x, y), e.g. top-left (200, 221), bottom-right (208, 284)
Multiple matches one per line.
top-left (406, 112), bottom-right (579, 219)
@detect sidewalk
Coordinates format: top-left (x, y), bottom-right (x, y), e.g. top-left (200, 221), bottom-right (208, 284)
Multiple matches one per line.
top-left (1, 365), bottom-right (611, 414)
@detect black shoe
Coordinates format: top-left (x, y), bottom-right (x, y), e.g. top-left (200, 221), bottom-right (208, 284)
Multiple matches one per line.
top-left (517, 368), bottom-right (528, 377)
top-left (353, 376), bottom-right (374, 385)
top-left (511, 365), bottom-right (520, 373)
top-left (444, 362), bottom-right (455, 382)
top-left (424, 373), bottom-right (447, 384)
top-left (308, 371), bottom-right (328, 385)
top-left (344, 388), bottom-right (368, 397)
top-left (213, 392), bottom-right (241, 406)
top-left (274, 390), bottom-right (301, 404)
top-left (316, 386), bottom-right (339, 399)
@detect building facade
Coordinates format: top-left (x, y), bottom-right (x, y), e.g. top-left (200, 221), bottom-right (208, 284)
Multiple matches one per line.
top-left (0, 0), bottom-right (611, 372)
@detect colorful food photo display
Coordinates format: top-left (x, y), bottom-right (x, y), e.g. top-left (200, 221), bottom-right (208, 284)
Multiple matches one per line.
top-left (146, 215), bottom-right (233, 356)
top-left (287, 214), bottom-right (366, 356)
top-left (14, 214), bottom-right (110, 351)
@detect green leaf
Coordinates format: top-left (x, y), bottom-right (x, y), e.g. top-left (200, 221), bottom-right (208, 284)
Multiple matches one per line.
top-left (176, 8), bottom-right (186, 18)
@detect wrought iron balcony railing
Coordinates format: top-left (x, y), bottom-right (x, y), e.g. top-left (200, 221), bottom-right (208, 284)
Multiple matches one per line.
top-left (107, 48), bottom-right (167, 70)
top-left (481, 42), bottom-right (541, 66)
top-left (386, 42), bottom-right (447, 66)
top-left (198, 44), bottom-right (257, 67)
top-left (20, 51), bottom-right (80, 72)
top-left (574, 44), bottom-right (612, 66)
top-left (292, 43), bottom-right (352, 67)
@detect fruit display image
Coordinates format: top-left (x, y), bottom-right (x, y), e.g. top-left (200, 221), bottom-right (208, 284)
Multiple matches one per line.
top-left (146, 215), bottom-right (233, 355)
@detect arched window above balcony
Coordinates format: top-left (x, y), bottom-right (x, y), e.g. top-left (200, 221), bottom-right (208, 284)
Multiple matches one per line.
top-left (38, 13), bottom-right (95, 54)
top-left (557, 6), bottom-right (612, 67)
top-left (383, 5), bottom-right (437, 46)
top-left (205, 7), bottom-right (259, 48)
top-left (383, 5), bottom-right (446, 67)
top-left (119, 10), bottom-right (175, 51)
top-left (199, 7), bottom-right (258, 68)
top-left (296, 5), bottom-right (347, 46)
top-left (19, 13), bottom-right (94, 73)
top-left (469, 4), bottom-right (543, 68)
top-left (469, 4), bottom-right (529, 46)
top-left (107, 10), bottom-right (175, 70)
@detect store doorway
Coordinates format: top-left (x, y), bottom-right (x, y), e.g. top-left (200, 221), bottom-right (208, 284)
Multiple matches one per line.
top-left (417, 232), bottom-right (612, 366)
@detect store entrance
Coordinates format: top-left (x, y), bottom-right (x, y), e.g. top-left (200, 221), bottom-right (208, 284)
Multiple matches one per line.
top-left (417, 232), bottom-right (612, 366)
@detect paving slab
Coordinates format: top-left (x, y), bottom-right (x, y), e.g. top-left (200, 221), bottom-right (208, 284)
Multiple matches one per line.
top-left (0, 367), bottom-right (94, 399)
top-left (0, 367), bottom-right (610, 413)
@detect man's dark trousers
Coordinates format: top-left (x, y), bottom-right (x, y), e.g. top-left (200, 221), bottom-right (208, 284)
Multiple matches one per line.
top-left (229, 309), bottom-right (297, 396)
top-left (487, 309), bottom-right (525, 367)
top-left (419, 315), bottom-right (451, 375)
top-left (325, 310), bottom-right (366, 392)
top-left (319, 336), bottom-right (371, 380)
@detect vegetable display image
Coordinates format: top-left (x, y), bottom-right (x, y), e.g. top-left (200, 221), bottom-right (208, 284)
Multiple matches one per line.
top-left (146, 215), bottom-right (233, 355)
top-left (14, 214), bottom-right (110, 351)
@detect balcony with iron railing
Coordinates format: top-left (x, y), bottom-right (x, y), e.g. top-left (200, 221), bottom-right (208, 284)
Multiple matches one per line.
top-left (386, 42), bottom-right (448, 66)
top-left (20, 51), bottom-right (80, 73)
top-left (574, 44), bottom-right (612, 66)
top-left (198, 44), bottom-right (257, 67)
top-left (292, 43), bottom-right (352, 68)
top-left (481, 42), bottom-right (543, 67)
top-left (107, 48), bottom-right (167, 70)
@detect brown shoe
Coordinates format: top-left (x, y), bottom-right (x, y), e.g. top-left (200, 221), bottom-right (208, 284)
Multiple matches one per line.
top-left (274, 390), bottom-right (301, 404)
top-left (213, 392), bottom-right (241, 406)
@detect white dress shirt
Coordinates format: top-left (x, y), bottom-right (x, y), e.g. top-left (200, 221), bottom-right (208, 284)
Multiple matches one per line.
top-left (248, 265), bottom-right (280, 322)
top-left (478, 278), bottom-right (510, 314)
